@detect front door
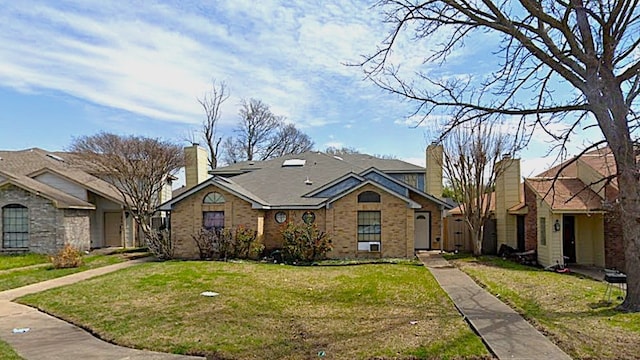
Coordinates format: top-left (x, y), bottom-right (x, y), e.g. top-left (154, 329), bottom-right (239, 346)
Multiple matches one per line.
top-left (104, 212), bottom-right (122, 247)
top-left (414, 212), bottom-right (431, 250)
top-left (562, 215), bottom-right (576, 263)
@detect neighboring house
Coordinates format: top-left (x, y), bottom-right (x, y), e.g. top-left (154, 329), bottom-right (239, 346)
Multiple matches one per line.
top-left (493, 148), bottom-right (624, 271)
top-left (159, 145), bottom-right (452, 259)
top-left (0, 148), bottom-right (173, 253)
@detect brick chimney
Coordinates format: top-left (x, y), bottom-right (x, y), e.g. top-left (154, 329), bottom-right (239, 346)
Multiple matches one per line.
top-left (184, 144), bottom-right (209, 189)
top-left (425, 143), bottom-right (443, 198)
top-left (494, 154), bottom-right (521, 249)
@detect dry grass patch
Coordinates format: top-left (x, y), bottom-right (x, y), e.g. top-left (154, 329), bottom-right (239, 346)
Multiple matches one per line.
top-left (449, 255), bottom-right (640, 360)
top-left (19, 261), bottom-right (490, 360)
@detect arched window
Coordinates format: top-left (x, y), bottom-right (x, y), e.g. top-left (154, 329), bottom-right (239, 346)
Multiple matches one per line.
top-left (358, 191), bottom-right (380, 203)
top-left (203, 192), bottom-right (225, 204)
top-left (3, 204), bottom-right (29, 249)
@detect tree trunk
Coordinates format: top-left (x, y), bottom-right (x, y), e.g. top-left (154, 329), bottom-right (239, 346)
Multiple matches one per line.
top-left (616, 162), bottom-right (640, 312)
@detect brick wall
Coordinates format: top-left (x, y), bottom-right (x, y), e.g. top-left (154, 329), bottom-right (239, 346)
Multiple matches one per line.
top-left (524, 184), bottom-right (538, 251)
top-left (170, 184), bottom-right (262, 258)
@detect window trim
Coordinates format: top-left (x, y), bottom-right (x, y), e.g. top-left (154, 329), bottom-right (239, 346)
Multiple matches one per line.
top-left (540, 217), bottom-right (547, 246)
top-left (275, 211), bottom-right (287, 224)
top-left (203, 192), bottom-right (225, 204)
top-left (203, 211), bottom-right (225, 233)
top-left (357, 191), bottom-right (381, 203)
top-left (357, 211), bottom-right (381, 242)
top-left (2, 204), bottom-right (29, 249)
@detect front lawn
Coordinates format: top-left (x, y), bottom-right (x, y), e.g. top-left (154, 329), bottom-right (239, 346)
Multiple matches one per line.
top-left (0, 254), bottom-right (125, 291)
top-left (19, 261), bottom-right (491, 360)
top-left (448, 255), bottom-right (640, 360)
top-left (0, 253), bottom-right (50, 271)
top-left (0, 339), bottom-right (22, 360)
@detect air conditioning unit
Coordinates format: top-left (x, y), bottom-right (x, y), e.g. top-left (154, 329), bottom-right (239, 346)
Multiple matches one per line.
top-left (358, 241), bottom-right (381, 252)
top-left (369, 242), bottom-right (380, 252)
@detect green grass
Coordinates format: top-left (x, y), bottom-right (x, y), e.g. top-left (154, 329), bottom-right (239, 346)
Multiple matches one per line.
top-left (450, 255), bottom-right (640, 360)
top-left (0, 253), bottom-right (50, 271)
top-left (20, 261), bottom-right (491, 360)
top-left (0, 339), bottom-right (23, 360)
top-left (0, 254), bottom-right (124, 291)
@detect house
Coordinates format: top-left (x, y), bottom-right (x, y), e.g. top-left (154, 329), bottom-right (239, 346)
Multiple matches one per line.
top-left (0, 148), bottom-right (173, 253)
top-left (493, 149), bottom-right (624, 271)
top-left (159, 144), bottom-right (452, 259)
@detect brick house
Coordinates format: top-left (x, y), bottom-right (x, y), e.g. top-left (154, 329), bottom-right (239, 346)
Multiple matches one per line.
top-left (0, 148), bottom-right (172, 253)
top-left (494, 148), bottom-right (624, 271)
top-left (160, 145), bottom-right (452, 259)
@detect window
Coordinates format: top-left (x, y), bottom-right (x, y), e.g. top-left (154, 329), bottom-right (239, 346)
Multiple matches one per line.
top-left (203, 211), bottom-right (224, 232)
top-left (540, 217), bottom-right (547, 246)
top-left (203, 192), bottom-right (225, 204)
top-left (302, 211), bottom-right (315, 224)
top-left (275, 211), bottom-right (287, 224)
top-left (358, 211), bottom-right (381, 242)
top-left (3, 204), bottom-right (29, 249)
top-left (358, 191), bottom-right (380, 203)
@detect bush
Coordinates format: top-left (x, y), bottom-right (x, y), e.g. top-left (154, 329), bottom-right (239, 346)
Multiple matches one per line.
top-left (146, 230), bottom-right (173, 260)
top-left (191, 226), bottom-right (263, 261)
top-left (50, 244), bottom-right (84, 269)
top-left (281, 222), bottom-right (332, 263)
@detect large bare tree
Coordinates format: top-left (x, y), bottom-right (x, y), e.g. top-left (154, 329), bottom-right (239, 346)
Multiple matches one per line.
top-left (198, 81), bottom-right (229, 170)
top-left (69, 132), bottom-right (183, 259)
top-left (222, 98), bottom-right (313, 163)
top-left (362, 1), bottom-right (640, 311)
top-left (440, 119), bottom-right (512, 256)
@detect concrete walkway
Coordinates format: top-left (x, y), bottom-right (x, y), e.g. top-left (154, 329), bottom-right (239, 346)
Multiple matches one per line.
top-left (417, 252), bottom-right (572, 360)
top-left (0, 258), bottom-right (203, 360)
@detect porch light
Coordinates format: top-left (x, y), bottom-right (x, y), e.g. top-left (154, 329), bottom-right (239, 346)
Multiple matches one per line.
top-left (553, 219), bottom-right (561, 232)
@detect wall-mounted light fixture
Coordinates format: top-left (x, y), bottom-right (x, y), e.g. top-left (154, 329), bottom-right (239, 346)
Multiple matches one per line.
top-left (553, 219), bottom-right (561, 232)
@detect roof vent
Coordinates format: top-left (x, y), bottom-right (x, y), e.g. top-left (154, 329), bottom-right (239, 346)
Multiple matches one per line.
top-left (282, 159), bottom-right (306, 167)
top-left (46, 153), bottom-right (65, 162)
top-left (333, 155), bottom-right (343, 161)
top-left (304, 177), bottom-right (313, 185)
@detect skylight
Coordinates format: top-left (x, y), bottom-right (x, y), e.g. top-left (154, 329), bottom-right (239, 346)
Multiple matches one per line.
top-left (46, 153), bottom-right (65, 162)
top-left (282, 159), bottom-right (306, 167)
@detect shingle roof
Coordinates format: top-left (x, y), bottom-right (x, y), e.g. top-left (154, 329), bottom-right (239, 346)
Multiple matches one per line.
top-left (525, 177), bottom-right (603, 212)
top-left (170, 151), bottom-right (448, 209)
top-left (0, 148), bottom-right (125, 208)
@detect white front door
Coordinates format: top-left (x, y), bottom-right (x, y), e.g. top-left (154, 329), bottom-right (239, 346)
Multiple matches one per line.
top-left (414, 212), bottom-right (431, 250)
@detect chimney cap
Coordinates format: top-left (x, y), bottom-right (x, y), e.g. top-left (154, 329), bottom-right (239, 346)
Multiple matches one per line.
top-left (502, 153), bottom-right (512, 159)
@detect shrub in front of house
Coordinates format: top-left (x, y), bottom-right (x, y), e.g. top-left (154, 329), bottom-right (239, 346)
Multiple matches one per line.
top-left (50, 244), bottom-right (84, 269)
top-left (191, 226), bottom-right (263, 261)
top-left (280, 222), bottom-right (332, 263)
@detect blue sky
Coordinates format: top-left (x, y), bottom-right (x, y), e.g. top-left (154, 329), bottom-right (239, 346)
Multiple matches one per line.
top-left (0, 0), bottom-right (601, 178)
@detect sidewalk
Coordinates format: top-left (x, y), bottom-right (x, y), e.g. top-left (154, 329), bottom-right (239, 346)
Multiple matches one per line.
top-left (0, 258), bottom-right (203, 360)
top-left (417, 252), bottom-right (572, 360)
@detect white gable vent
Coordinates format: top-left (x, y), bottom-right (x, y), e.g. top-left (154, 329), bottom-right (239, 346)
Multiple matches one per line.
top-left (282, 159), bottom-right (306, 167)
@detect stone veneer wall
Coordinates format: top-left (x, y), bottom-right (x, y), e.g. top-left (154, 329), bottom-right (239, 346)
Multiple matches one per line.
top-left (63, 209), bottom-right (91, 252)
top-left (0, 185), bottom-right (65, 254)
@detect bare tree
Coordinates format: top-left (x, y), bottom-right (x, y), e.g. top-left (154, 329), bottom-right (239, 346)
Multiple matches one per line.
top-left (440, 119), bottom-right (512, 256)
top-left (324, 146), bottom-right (360, 155)
top-left (69, 132), bottom-right (183, 259)
top-left (267, 123), bottom-right (314, 158)
top-left (223, 98), bottom-right (313, 163)
top-left (362, 1), bottom-right (640, 311)
top-left (198, 81), bottom-right (229, 170)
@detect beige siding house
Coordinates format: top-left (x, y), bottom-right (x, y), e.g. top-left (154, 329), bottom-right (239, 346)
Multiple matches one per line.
top-left (160, 145), bottom-right (451, 259)
top-left (492, 148), bottom-right (623, 271)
